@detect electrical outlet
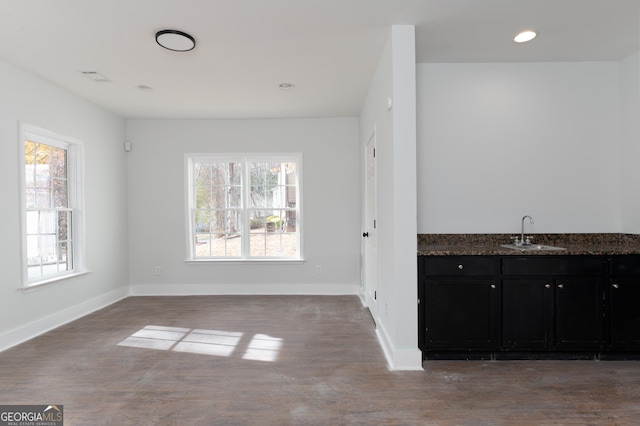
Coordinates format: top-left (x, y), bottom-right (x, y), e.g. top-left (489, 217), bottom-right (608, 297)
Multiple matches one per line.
top-left (315, 265), bottom-right (322, 274)
top-left (155, 266), bottom-right (161, 275)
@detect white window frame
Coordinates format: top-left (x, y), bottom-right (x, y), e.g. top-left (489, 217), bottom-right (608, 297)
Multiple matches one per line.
top-left (185, 153), bottom-right (303, 262)
top-left (19, 123), bottom-right (86, 288)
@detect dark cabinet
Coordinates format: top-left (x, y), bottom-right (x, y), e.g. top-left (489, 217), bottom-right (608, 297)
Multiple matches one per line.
top-left (555, 278), bottom-right (604, 349)
top-left (420, 256), bottom-right (498, 354)
top-left (608, 256), bottom-right (640, 350)
top-left (502, 277), bottom-right (604, 351)
top-left (419, 254), bottom-right (640, 359)
top-left (501, 257), bottom-right (605, 353)
top-left (425, 278), bottom-right (498, 349)
top-left (502, 278), bottom-right (550, 350)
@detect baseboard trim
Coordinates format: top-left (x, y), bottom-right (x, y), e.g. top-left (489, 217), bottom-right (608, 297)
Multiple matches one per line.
top-left (0, 287), bottom-right (129, 352)
top-left (375, 322), bottom-right (424, 371)
top-left (129, 282), bottom-right (359, 296)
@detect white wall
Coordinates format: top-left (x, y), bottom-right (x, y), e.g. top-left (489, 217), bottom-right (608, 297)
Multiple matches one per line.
top-left (619, 51), bottom-right (640, 233)
top-left (0, 60), bottom-right (129, 350)
top-left (417, 61), bottom-right (622, 234)
top-left (126, 118), bottom-right (360, 295)
top-left (360, 26), bottom-right (421, 370)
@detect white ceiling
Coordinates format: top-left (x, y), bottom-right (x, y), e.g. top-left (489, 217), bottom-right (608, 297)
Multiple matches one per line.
top-left (1, 0), bottom-right (638, 119)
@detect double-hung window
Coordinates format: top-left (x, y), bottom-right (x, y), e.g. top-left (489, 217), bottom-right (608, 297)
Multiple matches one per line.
top-left (20, 124), bottom-right (85, 286)
top-left (186, 154), bottom-right (302, 260)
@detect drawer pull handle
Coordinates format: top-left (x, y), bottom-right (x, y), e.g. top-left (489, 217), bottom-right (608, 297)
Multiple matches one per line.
top-left (612, 283), bottom-right (619, 289)
top-left (557, 284), bottom-right (564, 289)
top-left (544, 283), bottom-right (551, 289)
top-left (458, 264), bottom-right (463, 270)
top-left (490, 284), bottom-right (496, 289)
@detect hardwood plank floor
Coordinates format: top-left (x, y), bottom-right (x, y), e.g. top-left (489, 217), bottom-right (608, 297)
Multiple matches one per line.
top-left (0, 295), bottom-right (639, 425)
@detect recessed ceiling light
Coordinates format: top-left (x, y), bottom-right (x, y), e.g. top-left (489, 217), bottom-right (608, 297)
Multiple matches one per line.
top-left (514, 30), bottom-right (537, 43)
top-left (278, 83), bottom-right (295, 90)
top-left (155, 29), bottom-right (196, 52)
top-left (80, 71), bottom-right (110, 82)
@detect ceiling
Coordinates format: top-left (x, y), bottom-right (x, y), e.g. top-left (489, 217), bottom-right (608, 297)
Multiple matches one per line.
top-left (0, 0), bottom-right (638, 119)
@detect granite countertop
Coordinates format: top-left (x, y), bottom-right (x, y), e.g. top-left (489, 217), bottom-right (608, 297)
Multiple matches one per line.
top-left (417, 234), bottom-right (640, 256)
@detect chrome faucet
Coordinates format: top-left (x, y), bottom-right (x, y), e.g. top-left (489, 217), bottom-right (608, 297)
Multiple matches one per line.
top-left (520, 215), bottom-right (534, 246)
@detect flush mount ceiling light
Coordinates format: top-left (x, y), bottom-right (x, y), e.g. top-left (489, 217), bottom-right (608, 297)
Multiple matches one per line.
top-left (155, 29), bottom-right (196, 52)
top-left (514, 30), bottom-right (537, 43)
top-left (278, 83), bottom-right (295, 90)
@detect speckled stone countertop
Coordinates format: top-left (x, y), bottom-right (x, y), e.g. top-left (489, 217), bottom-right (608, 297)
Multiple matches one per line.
top-left (417, 234), bottom-right (640, 256)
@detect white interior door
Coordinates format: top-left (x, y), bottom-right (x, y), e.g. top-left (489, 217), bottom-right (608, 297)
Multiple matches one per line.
top-left (364, 131), bottom-right (378, 321)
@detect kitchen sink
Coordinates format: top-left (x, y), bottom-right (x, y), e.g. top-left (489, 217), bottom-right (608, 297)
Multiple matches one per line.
top-left (500, 244), bottom-right (567, 252)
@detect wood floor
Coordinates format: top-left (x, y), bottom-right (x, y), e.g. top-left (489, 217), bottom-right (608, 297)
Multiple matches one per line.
top-left (1, 295), bottom-right (639, 425)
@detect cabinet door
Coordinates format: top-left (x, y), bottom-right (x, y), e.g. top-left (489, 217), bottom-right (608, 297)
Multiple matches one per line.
top-left (502, 279), bottom-right (551, 350)
top-left (608, 278), bottom-right (640, 349)
top-left (555, 278), bottom-right (603, 350)
top-left (425, 279), bottom-right (497, 349)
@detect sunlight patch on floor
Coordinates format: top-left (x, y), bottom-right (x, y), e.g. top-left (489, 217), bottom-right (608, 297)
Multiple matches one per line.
top-left (117, 325), bottom-right (282, 361)
top-left (242, 333), bottom-right (283, 362)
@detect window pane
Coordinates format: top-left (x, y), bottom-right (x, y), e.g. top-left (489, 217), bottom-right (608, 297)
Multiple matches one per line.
top-left (206, 210), bottom-right (240, 235)
top-left (50, 147), bottom-right (67, 177)
top-left (194, 162), bottom-right (242, 209)
top-left (249, 162), bottom-right (297, 211)
top-left (249, 231), bottom-right (266, 257)
top-left (248, 228), bottom-right (298, 258)
top-left (194, 210), bottom-right (242, 257)
top-left (27, 262), bottom-right (42, 280)
top-left (53, 179), bottom-right (68, 207)
top-left (250, 215), bottom-right (266, 231)
top-left (26, 211), bottom-right (39, 235)
top-left (26, 235), bottom-right (40, 266)
top-left (193, 163), bottom-right (211, 206)
top-left (250, 162), bottom-right (280, 208)
top-left (209, 234), bottom-right (241, 257)
top-left (34, 176), bottom-right (51, 208)
top-left (226, 185), bottom-right (242, 208)
top-left (23, 130), bottom-right (80, 284)
top-left (25, 141), bottom-right (36, 165)
top-left (285, 162), bottom-right (298, 210)
top-left (40, 211), bottom-right (57, 235)
top-left (40, 234), bottom-right (57, 265)
top-left (58, 242), bottom-right (71, 271)
top-left (189, 156), bottom-right (300, 260)
top-left (35, 143), bottom-right (51, 167)
top-left (283, 210), bottom-right (297, 233)
top-left (249, 210), bottom-right (297, 257)
top-left (25, 165), bottom-right (35, 208)
top-left (196, 232), bottom-right (243, 257)
top-left (265, 232), bottom-right (297, 257)
top-left (58, 211), bottom-right (70, 241)
top-left (195, 210), bottom-right (211, 233)
top-left (249, 184), bottom-right (267, 208)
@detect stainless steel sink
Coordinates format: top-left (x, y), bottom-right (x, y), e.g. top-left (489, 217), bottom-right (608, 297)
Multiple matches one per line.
top-left (500, 244), bottom-right (567, 252)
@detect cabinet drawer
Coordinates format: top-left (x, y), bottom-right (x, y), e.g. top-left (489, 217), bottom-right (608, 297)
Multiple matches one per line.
top-left (610, 256), bottom-right (640, 276)
top-left (424, 256), bottom-right (496, 277)
top-left (502, 256), bottom-right (604, 276)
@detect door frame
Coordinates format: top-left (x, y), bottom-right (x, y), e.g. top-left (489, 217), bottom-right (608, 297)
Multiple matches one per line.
top-left (362, 129), bottom-right (378, 322)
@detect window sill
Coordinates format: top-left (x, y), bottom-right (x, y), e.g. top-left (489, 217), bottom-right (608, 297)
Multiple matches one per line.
top-left (22, 270), bottom-right (90, 292)
top-left (185, 259), bottom-right (305, 265)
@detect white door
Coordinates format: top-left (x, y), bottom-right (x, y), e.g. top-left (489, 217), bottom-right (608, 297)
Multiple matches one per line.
top-left (363, 131), bottom-right (378, 321)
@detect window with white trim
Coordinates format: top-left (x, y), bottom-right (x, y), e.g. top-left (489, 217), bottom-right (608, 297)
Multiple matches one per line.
top-left (21, 124), bottom-right (85, 286)
top-left (186, 154), bottom-right (301, 260)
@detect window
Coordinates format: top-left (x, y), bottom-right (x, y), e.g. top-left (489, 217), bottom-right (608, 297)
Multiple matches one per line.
top-left (186, 154), bottom-right (301, 260)
top-left (20, 124), bottom-right (85, 286)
